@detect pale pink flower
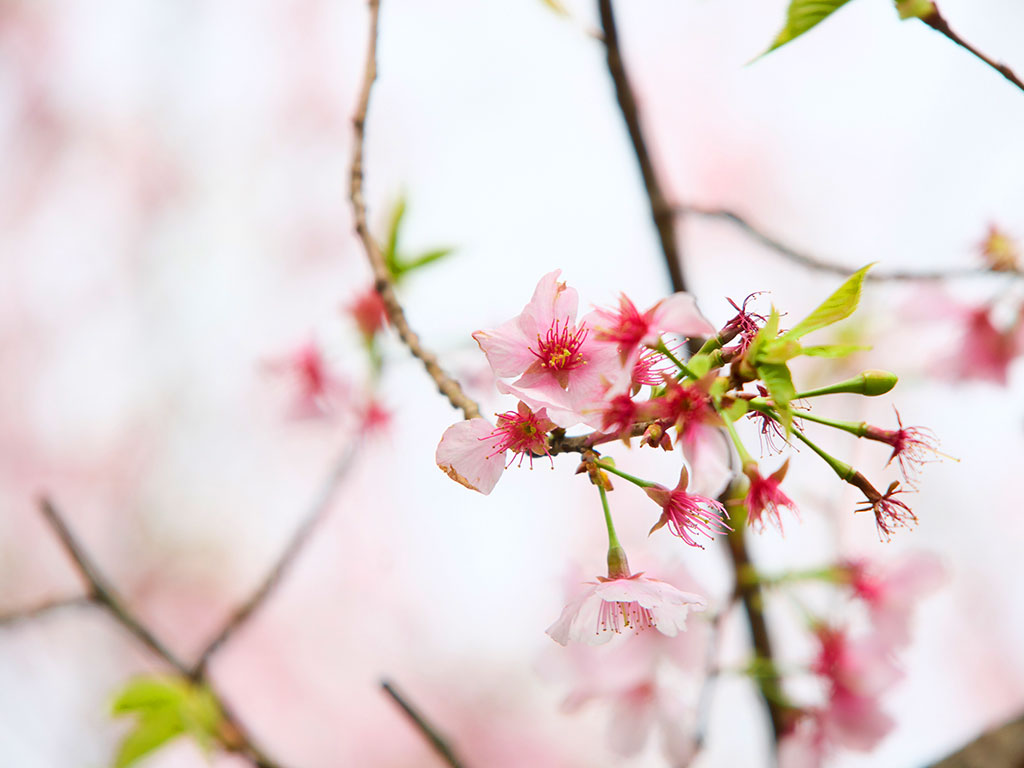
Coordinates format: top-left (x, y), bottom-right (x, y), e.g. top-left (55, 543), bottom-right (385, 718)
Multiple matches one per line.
top-left (743, 460), bottom-right (799, 531)
top-left (546, 572), bottom-right (706, 646)
top-left (472, 271), bottom-right (627, 427)
top-left (644, 466), bottom-right (731, 548)
top-left (953, 305), bottom-right (1024, 385)
top-left (590, 292), bottom-right (715, 363)
top-left (264, 340), bottom-right (346, 418)
top-left (843, 552), bottom-right (944, 647)
top-left (435, 402), bottom-right (555, 494)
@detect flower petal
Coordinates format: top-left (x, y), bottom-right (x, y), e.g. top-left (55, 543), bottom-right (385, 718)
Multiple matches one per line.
top-left (435, 418), bottom-right (505, 494)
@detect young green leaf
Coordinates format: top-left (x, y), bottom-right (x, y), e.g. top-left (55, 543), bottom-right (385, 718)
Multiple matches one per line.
top-left (393, 247), bottom-right (456, 278)
top-left (781, 263), bottom-right (874, 341)
top-left (539, 0), bottom-right (569, 15)
top-left (895, 0), bottom-right (935, 20)
top-left (763, 0), bottom-right (853, 55)
top-left (758, 362), bottom-right (797, 433)
top-left (801, 343), bottom-right (871, 358)
top-left (115, 710), bottom-right (185, 768)
top-left (382, 194), bottom-right (407, 279)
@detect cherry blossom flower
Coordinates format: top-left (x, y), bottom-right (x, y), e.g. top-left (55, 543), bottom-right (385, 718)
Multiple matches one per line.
top-left (590, 292), bottom-right (715, 363)
top-left (264, 340), bottom-right (346, 419)
top-left (644, 466), bottom-right (731, 548)
top-left (347, 285), bottom-right (387, 340)
top-left (653, 377), bottom-right (732, 494)
top-left (743, 460), bottom-right (799, 531)
top-left (953, 305), bottom-right (1024, 386)
top-left (721, 293), bottom-right (768, 355)
top-left (856, 480), bottom-right (916, 541)
top-left (631, 347), bottom-right (673, 390)
top-left (435, 402), bottom-right (554, 494)
top-left (546, 572), bottom-right (706, 646)
top-left (863, 409), bottom-right (941, 485)
top-left (842, 552), bottom-right (944, 647)
top-left (472, 271), bottom-right (626, 427)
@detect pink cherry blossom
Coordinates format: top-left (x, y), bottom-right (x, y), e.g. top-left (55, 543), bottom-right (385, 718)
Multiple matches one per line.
top-left (546, 572), bottom-right (706, 646)
top-left (264, 340), bottom-right (346, 419)
top-left (843, 552), bottom-right (944, 647)
top-left (347, 285), bottom-right (387, 340)
top-left (472, 271), bottom-right (629, 428)
top-left (435, 402), bottom-right (554, 494)
top-left (644, 466), bottom-right (731, 548)
top-left (743, 460), bottom-right (799, 531)
top-left (589, 292), bottom-right (715, 363)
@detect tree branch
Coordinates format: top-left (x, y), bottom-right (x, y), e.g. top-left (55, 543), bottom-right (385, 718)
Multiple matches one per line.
top-left (191, 439), bottom-right (360, 678)
top-left (921, 5), bottom-right (1024, 96)
top-left (597, 0), bottom-right (686, 294)
top-left (381, 680), bottom-right (467, 768)
top-left (0, 595), bottom-right (92, 626)
top-left (348, 0), bottom-right (481, 422)
top-left (680, 204), bottom-right (1018, 280)
top-left (928, 710), bottom-right (1024, 767)
top-left (37, 497), bottom-right (284, 768)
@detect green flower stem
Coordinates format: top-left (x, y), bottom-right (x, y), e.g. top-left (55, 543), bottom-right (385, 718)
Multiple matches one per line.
top-left (653, 340), bottom-right (697, 379)
top-left (790, 428), bottom-right (856, 482)
top-left (593, 461), bottom-right (658, 489)
top-left (718, 408), bottom-right (755, 466)
top-left (598, 484), bottom-right (621, 551)
top-left (791, 410), bottom-right (868, 437)
top-left (795, 370), bottom-right (897, 399)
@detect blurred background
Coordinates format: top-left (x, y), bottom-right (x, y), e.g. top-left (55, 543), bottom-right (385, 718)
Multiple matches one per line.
top-left (2, 0), bottom-right (1024, 766)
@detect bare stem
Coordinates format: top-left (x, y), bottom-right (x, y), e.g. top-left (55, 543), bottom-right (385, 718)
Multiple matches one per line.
top-left (921, 6), bottom-right (1024, 95)
top-left (37, 497), bottom-right (284, 768)
top-left (381, 680), bottom-right (467, 768)
top-left (191, 440), bottom-right (360, 677)
top-left (348, 0), bottom-right (481, 421)
top-left (597, 0), bottom-right (686, 294)
top-left (680, 205), bottom-right (1016, 281)
top-left (0, 595), bottom-right (92, 626)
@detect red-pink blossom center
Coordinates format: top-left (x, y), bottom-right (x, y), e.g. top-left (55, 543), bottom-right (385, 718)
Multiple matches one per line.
top-left (531, 319), bottom-right (589, 372)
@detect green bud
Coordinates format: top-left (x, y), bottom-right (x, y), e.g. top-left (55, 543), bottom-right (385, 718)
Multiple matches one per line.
top-left (795, 370), bottom-right (898, 399)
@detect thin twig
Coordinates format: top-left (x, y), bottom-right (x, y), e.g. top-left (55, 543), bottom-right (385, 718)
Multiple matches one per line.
top-left (37, 497), bottom-right (284, 768)
top-left (597, 0), bottom-right (686, 294)
top-left (0, 595), bottom-right (92, 626)
top-left (192, 440), bottom-right (360, 677)
top-left (381, 680), bottom-right (467, 768)
top-left (928, 709), bottom-right (1024, 767)
top-left (348, 0), bottom-right (481, 421)
top-left (921, 5), bottom-right (1024, 95)
top-left (680, 204), bottom-right (1017, 281)
top-left (39, 497), bottom-right (191, 675)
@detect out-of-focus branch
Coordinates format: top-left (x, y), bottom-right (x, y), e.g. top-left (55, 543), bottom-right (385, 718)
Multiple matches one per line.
top-left (37, 497), bottom-right (284, 768)
top-left (920, 5), bottom-right (1024, 96)
top-left (381, 680), bottom-right (467, 768)
top-left (928, 710), bottom-right (1024, 767)
top-left (680, 205), bottom-right (1020, 280)
top-left (597, 0), bottom-right (687, 294)
top-left (348, 0), bottom-right (481, 422)
top-left (191, 440), bottom-right (359, 678)
top-left (0, 594), bottom-right (92, 626)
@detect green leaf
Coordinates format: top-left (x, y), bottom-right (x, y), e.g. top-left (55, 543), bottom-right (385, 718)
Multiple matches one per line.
top-left (745, 307), bottom-right (781, 366)
top-left (758, 338), bottom-right (803, 364)
top-left (115, 710), bottom-right (185, 768)
top-left (763, 0), bottom-right (853, 55)
top-left (801, 343), bottom-right (870, 358)
top-left (724, 398), bottom-right (750, 421)
top-left (393, 247), bottom-right (456, 278)
top-left (382, 195), bottom-right (407, 279)
top-left (895, 0), bottom-right (935, 19)
top-left (781, 263), bottom-right (874, 341)
top-left (112, 677), bottom-right (224, 767)
top-left (758, 362), bottom-right (797, 433)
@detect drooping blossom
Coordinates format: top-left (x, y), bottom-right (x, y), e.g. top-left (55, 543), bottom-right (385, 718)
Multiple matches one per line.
top-left (472, 271), bottom-right (627, 427)
top-left (743, 460), bottom-right (799, 531)
top-left (842, 552), bottom-right (944, 647)
top-left (264, 340), bottom-right (346, 419)
top-left (721, 293), bottom-right (768, 355)
top-left (435, 402), bottom-right (554, 494)
top-left (347, 285), bottom-right (387, 340)
top-left (589, 292), bottom-right (715, 363)
top-left (654, 377), bottom-right (731, 495)
top-left (546, 571), bottom-right (706, 646)
top-left (631, 347), bottom-right (673, 391)
top-left (644, 466), bottom-right (731, 548)
top-left (863, 408), bottom-right (941, 485)
top-left (855, 480), bottom-right (916, 541)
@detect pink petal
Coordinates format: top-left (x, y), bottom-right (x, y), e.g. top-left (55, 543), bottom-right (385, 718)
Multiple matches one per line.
top-left (435, 418), bottom-right (505, 495)
top-left (519, 270), bottom-right (579, 337)
top-left (472, 321), bottom-right (537, 379)
top-left (646, 292), bottom-right (716, 344)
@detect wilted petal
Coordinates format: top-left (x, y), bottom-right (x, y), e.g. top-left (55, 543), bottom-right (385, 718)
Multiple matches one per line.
top-left (435, 418), bottom-right (504, 494)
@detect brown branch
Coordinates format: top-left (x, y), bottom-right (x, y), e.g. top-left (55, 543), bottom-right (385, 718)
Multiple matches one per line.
top-left (921, 6), bottom-right (1024, 96)
top-left (680, 205), bottom-right (1018, 281)
top-left (928, 709), bottom-right (1024, 767)
top-left (192, 440), bottom-right (359, 677)
top-left (37, 497), bottom-right (284, 768)
top-left (597, 0), bottom-right (686, 294)
top-left (0, 594), bottom-right (92, 626)
top-left (381, 680), bottom-right (468, 768)
top-left (348, 0), bottom-right (481, 422)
